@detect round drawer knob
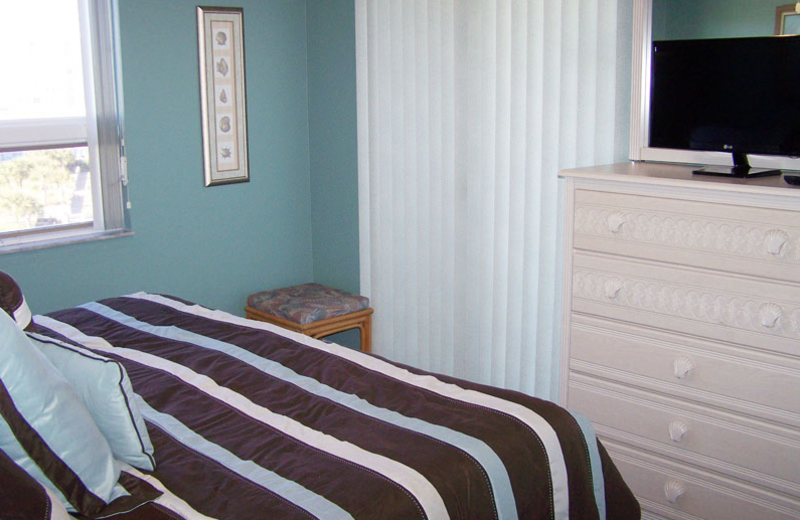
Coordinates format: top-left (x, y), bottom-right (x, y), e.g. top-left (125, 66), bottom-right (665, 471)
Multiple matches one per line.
top-left (664, 480), bottom-right (686, 504)
top-left (758, 303), bottom-right (783, 330)
top-left (607, 212), bottom-right (627, 234)
top-left (765, 229), bottom-right (790, 258)
top-left (604, 278), bottom-right (623, 300)
top-left (669, 420), bottom-right (688, 443)
top-left (673, 356), bottom-right (694, 379)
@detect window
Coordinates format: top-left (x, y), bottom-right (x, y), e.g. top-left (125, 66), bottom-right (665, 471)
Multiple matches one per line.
top-left (0, 0), bottom-right (127, 251)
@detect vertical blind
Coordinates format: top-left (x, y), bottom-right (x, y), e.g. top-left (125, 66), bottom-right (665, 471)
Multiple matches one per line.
top-left (356, 0), bottom-right (631, 400)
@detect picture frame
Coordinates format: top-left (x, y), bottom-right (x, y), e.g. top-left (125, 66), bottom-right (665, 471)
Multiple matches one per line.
top-left (775, 4), bottom-right (800, 35)
top-left (197, 6), bottom-right (249, 186)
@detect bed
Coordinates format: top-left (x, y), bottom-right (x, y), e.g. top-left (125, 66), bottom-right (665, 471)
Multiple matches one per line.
top-left (1, 286), bottom-right (639, 520)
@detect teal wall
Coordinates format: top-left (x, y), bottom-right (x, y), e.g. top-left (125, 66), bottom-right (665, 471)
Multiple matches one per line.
top-left (306, 0), bottom-right (361, 347)
top-left (653, 0), bottom-right (783, 40)
top-left (0, 0), bottom-right (339, 317)
top-left (307, 0), bottom-right (359, 295)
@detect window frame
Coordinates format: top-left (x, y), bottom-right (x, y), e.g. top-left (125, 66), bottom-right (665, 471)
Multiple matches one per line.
top-left (0, 0), bottom-right (129, 254)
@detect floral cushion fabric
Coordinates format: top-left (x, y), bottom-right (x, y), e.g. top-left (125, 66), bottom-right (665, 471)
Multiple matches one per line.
top-left (248, 283), bottom-right (369, 325)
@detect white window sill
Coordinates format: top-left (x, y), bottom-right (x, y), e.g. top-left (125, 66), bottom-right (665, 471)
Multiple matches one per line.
top-left (0, 229), bottom-right (134, 255)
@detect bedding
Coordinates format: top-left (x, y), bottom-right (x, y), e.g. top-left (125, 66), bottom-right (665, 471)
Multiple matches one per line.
top-left (0, 269), bottom-right (35, 331)
top-left (0, 434), bottom-right (72, 520)
top-left (28, 291), bottom-right (639, 520)
top-left (0, 309), bottom-right (159, 517)
top-left (29, 334), bottom-right (156, 471)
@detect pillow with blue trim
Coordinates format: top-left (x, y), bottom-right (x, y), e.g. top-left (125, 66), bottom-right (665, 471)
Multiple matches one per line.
top-left (29, 333), bottom-right (156, 471)
top-left (0, 309), bottom-right (149, 515)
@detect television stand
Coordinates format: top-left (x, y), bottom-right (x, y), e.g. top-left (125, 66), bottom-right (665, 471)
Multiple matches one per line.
top-left (693, 152), bottom-right (782, 178)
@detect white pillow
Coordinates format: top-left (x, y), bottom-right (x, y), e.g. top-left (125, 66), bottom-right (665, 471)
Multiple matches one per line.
top-left (0, 310), bottom-right (128, 515)
top-left (29, 334), bottom-right (155, 471)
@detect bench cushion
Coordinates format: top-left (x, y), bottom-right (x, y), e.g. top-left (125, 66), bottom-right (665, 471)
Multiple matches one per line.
top-left (247, 283), bottom-right (369, 325)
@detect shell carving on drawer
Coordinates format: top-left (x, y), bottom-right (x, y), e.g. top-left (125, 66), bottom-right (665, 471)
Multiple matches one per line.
top-left (573, 270), bottom-right (800, 339)
top-left (765, 229), bottom-right (790, 258)
top-left (574, 206), bottom-right (799, 263)
top-left (792, 309), bottom-right (800, 335)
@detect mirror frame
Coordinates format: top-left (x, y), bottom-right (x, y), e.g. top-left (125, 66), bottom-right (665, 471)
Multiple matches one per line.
top-left (629, 0), bottom-right (800, 170)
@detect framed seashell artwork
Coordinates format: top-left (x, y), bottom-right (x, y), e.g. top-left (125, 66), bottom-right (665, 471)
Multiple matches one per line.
top-left (197, 6), bottom-right (249, 186)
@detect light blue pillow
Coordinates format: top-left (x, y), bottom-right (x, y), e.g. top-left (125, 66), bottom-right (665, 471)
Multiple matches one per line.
top-left (0, 310), bottom-right (127, 515)
top-left (29, 334), bottom-right (155, 471)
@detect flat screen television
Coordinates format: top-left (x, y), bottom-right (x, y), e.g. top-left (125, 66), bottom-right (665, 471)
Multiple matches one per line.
top-left (649, 35), bottom-right (800, 178)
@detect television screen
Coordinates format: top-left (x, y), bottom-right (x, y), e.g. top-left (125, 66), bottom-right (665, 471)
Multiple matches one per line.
top-left (649, 35), bottom-right (800, 173)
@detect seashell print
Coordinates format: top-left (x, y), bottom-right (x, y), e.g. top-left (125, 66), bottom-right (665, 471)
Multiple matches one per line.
top-left (219, 89), bottom-right (228, 103)
top-left (215, 31), bottom-right (227, 46)
top-left (219, 116), bottom-right (231, 133)
top-left (216, 58), bottom-right (229, 76)
top-left (220, 147), bottom-right (232, 159)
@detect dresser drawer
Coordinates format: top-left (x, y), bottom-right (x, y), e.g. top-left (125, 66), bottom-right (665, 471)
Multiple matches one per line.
top-left (568, 380), bottom-right (800, 494)
top-left (561, 168), bottom-right (800, 519)
top-left (569, 322), bottom-right (800, 419)
top-left (572, 189), bottom-right (800, 284)
top-left (571, 252), bottom-right (800, 357)
top-left (606, 443), bottom-right (800, 520)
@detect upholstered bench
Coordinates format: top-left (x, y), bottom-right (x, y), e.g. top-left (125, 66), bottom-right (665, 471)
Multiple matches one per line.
top-left (245, 283), bottom-right (373, 353)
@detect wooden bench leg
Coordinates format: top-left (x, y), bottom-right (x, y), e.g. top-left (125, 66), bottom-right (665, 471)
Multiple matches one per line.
top-left (361, 315), bottom-right (372, 354)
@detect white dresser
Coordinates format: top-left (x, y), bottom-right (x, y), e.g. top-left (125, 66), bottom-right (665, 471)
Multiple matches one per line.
top-left (559, 162), bottom-right (800, 520)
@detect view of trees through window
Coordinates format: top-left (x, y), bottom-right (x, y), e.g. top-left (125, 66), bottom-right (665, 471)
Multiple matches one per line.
top-left (0, 147), bottom-right (93, 233)
top-left (0, 1), bottom-right (98, 239)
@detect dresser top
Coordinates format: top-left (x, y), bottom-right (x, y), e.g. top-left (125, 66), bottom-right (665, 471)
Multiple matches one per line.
top-left (560, 162), bottom-right (800, 199)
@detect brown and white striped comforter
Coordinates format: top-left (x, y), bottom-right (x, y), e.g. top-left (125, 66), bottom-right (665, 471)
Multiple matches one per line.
top-left (35, 292), bottom-right (638, 520)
